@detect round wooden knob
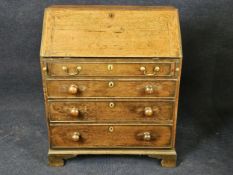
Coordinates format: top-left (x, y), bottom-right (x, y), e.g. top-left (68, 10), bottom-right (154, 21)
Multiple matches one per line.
top-left (137, 132), bottom-right (154, 141)
top-left (144, 107), bottom-right (153, 116)
top-left (69, 107), bottom-right (79, 117)
top-left (145, 85), bottom-right (154, 94)
top-left (68, 84), bottom-right (78, 94)
top-left (143, 132), bottom-right (151, 141)
top-left (72, 132), bottom-right (81, 141)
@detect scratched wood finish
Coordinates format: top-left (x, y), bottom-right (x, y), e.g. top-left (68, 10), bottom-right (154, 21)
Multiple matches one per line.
top-left (50, 125), bottom-right (172, 148)
top-left (41, 5), bottom-right (182, 57)
top-left (47, 62), bottom-right (175, 77)
top-left (40, 5), bottom-right (183, 167)
top-left (46, 80), bottom-right (177, 98)
top-left (48, 101), bottom-right (174, 122)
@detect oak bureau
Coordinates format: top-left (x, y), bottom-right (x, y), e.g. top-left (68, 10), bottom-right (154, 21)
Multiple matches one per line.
top-left (40, 5), bottom-right (182, 168)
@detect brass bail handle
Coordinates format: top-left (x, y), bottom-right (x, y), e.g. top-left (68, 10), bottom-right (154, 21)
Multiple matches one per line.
top-left (62, 66), bottom-right (82, 76)
top-left (140, 66), bottom-right (160, 76)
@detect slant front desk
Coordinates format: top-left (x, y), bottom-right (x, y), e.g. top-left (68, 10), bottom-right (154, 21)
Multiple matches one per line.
top-left (40, 5), bottom-right (183, 168)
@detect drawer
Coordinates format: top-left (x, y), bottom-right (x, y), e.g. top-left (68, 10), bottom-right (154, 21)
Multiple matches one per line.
top-left (48, 100), bottom-right (174, 122)
top-left (50, 125), bottom-right (172, 148)
top-left (46, 61), bottom-right (176, 77)
top-left (47, 80), bottom-right (176, 98)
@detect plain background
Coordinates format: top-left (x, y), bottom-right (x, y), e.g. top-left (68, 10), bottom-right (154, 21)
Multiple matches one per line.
top-left (0, 0), bottom-right (232, 175)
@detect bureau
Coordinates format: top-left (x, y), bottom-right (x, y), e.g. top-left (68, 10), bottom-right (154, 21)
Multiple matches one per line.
top-left (40, 5), bottom-right (182, 168)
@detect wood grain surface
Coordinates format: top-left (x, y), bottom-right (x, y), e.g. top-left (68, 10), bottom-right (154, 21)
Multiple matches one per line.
top-left (46, 80), bottom-right (177, 98)
top-left (47, 61), bottom-right (175, 77)
top-left (40, 5), bottom-right (182, 57)
top-left (48, 100), bottom-right (174, 122)
top-left (50, 125), bottom-right (172, 148)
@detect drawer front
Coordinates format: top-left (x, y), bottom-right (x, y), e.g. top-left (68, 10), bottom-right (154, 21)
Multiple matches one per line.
top-left (50, 125), bottom-right (172, 148)
top-left (47, 62), bottom-right (175, 77)
top-left (47, 80), bottom-right (176, 98)
top-left (49, 101), bottom-right (174, 122)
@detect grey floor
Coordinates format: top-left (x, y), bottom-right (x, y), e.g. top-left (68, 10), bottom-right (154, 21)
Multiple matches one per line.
top-left (0, 0), bottom-right (233, 175)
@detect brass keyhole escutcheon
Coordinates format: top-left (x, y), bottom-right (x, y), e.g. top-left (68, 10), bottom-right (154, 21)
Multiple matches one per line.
top-left (108, 64), bottom-right (113, 71)
top-left (109, 126), bottom-right (114, 132)
top-left (109, 102), bottom-right (115, 108)
top-left (108, 81), bottom-right (114, 87)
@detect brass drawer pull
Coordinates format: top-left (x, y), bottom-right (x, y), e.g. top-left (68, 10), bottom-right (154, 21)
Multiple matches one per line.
top-left (72, 132), bottom-right (81, 141)
top-left (144, 85), bottom-right (154, 94)
top-left (68, 84), bottom-right (79, 95)
top-left (68, 84), bottom-right (86, 95)
top-left (137, 132), bottom-right (153, 141)
top-left (143, 107), bottom-right (160, 117)
top-left (140, 66), bottom-right (160, 76)
top-left (62, 66), bottom-right (82, 76)
top-left (144, 107), bottom-right (153, 116)
top-left (69, 107), bottom-right (79, 117)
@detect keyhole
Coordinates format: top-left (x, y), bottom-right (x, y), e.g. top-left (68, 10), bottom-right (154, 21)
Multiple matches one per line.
top-left (109, 81), bottom-right (114, 87)
top-left (109, 126), bottom-right (114, 132)
top-left (109, 102), bottom-right (115, 108)
top-left (108, 13), bottom-right (114, 18)
top-left (108, 64), bottom-right (113, 71)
